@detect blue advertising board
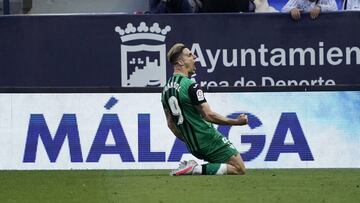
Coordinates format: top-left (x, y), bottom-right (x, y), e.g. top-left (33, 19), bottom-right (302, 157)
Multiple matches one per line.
top-left (0, 12), bottom-right (359, 90)
top-left (0, 91), bottom-right (359, 169)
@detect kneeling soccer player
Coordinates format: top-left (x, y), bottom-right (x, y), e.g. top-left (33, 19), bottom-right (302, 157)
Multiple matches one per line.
top-left (161, 43), bottom-right (248, 176)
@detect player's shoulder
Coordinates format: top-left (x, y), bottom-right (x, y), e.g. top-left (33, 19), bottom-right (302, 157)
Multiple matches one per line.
top-left (188, 82), bottom-right (206, 104)
top-left (178, 76), bottom-right (194, 87)
top-left (188, 81), bottom-right (204, 92)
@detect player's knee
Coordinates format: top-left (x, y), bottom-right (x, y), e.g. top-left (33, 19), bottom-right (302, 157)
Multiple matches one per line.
top-left (234, 163), bottom-right (246, 175)
top-left (227, 154), bottom-right (246, 175)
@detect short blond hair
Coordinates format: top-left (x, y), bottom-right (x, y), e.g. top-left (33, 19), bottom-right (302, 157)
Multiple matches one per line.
top-left (167, 43), bottom-right (186, 65)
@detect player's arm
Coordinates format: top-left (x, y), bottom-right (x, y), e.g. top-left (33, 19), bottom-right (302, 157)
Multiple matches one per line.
top-left (195, 102), bottom-right (248, 126)
top-left (163, 108), bottom-right (185, 142)
top-left (188, 83), bottom-right (247, 126)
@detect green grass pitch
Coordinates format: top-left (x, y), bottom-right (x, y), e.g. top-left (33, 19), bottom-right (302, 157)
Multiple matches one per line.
top-left (0, 169), bottom-right (359, 203)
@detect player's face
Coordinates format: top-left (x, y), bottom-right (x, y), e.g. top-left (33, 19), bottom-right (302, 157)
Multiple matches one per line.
top-left (180, 48), bottom-right (197, 76)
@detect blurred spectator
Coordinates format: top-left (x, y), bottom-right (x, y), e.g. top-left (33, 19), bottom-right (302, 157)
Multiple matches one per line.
top-left (254, 0), bottom-right (278, 12)
top-left (282, 0), bottom-right (338, 20)
top-left (200, 0), bottom-right (256, 13)
top-left (149, 0), bottom-right (202, 13)
top-left (343, 0), bottom-right (360, 10)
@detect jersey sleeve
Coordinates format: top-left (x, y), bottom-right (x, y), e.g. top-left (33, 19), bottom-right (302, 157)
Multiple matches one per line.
top-left (188, 83), bottom-right (207, 105)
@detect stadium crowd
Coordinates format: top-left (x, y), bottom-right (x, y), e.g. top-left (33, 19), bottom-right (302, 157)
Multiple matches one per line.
top-left (149, 0), bottom-right (359, 14)
top-left (1, 0), bottom-right (359, 15)
top-left (147, 0), bottom-right (359, 21)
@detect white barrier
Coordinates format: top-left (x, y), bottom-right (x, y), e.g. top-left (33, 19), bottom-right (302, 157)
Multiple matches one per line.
top-left (0, 92), bottom-right (359, 169)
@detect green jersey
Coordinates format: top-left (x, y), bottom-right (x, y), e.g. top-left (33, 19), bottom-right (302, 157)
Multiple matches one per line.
top-left (161, 73), bottom-right (223, 154)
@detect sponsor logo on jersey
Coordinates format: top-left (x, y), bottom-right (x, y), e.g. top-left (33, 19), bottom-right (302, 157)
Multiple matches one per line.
top-left (196, 89), bottom-right (205, 101)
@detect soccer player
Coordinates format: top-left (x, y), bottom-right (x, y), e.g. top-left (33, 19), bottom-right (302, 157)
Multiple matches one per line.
top-left (161, 43), bottom-right (248, 176)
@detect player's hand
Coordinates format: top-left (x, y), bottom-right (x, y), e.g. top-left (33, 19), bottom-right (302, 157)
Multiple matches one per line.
top-left (309, 6), bottom-right (321, 20)
top-left (290, 8), bottom-right (302, 21)
top-left (237, 114), bottom-right (248, 126)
